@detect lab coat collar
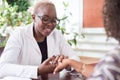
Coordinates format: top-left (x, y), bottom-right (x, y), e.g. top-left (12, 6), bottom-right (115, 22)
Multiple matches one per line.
top-left (26, 23), bottom-right (55, 57)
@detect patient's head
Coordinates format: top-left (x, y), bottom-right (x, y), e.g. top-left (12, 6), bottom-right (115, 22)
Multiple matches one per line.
top-left (103, 0), bottom-right (120, 42)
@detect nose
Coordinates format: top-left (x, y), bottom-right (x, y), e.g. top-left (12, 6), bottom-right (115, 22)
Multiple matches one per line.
top-left (47, 22), bottom-right (55, 27)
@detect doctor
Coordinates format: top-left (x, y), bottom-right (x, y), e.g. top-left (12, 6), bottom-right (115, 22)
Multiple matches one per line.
top-left (0, 0), bottom-right (79, 79)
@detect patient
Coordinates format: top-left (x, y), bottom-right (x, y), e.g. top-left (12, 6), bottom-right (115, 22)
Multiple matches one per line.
top-left (54, 0), bottom-right (120, 79)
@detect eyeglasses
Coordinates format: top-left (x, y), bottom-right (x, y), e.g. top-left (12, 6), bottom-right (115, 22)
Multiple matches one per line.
top-left (37, 15), bottom-right (60, 26)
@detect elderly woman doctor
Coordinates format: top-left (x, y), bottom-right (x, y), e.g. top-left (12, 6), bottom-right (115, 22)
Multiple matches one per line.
top-left (0, 0), bottom-right (80, 79)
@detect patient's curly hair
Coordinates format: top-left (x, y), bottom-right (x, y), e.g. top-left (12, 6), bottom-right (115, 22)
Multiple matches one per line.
top-left (103, 0), bottom-right (120, 42)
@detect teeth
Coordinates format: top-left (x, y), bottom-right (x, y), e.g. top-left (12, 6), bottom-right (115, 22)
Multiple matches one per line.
top-left (45, 26), bottom-right (54, 30)
top-left (46, 28), bottom-right (52, 32)
top-left (47, 28), bottom-right (52, 30)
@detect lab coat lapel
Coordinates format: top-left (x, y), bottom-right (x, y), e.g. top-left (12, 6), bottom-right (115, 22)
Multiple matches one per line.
top-left (47, 35), bottom-right (55, 57)
top-left (32, 38), bottom-right (41, 54)
top-left (27, 23), bottom-right (41, 55)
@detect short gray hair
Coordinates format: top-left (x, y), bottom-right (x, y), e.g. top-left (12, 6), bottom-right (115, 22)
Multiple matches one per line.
top-left (33, 0), bottom-right (56, 15)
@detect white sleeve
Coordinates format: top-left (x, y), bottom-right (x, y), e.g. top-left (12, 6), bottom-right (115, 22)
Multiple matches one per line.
top-left (2, 76), bottom-right (32, 80)
top-left (0, 29), bottom-right (38, 79)
top-left (0, 63), bottom-right (38, 79)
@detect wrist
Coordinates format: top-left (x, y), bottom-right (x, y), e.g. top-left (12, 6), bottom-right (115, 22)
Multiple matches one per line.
top-left (64, 59), bottom-right (71, 66)
top-left (37, 68), bottom-right (40, 76)
top-left (80, 63), bottom-right (86, 74)
top-left (37, 67), bottom-right (43, 76)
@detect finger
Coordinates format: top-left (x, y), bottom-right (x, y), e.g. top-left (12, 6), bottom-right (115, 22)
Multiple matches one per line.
top-left (65, 56), bottom-right (68, 59)
top-left (54, 66), bottom-right (63, 74)
top-left (49, 56), bottom-right (58, 65)
top-left (44, 57), bottom-right (53, 64)
top-left (51, 55), bottom-right (56, 61)
top-left (54, 55), bottom-right (60, 63)
top-left (58, 55), bottom-right (66, 62)
top-left (48, 56), bottom-right (57, 62)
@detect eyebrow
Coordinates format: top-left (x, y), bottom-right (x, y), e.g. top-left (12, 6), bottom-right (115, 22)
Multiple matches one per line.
top-left (37, 14), bottom-right (57, 19)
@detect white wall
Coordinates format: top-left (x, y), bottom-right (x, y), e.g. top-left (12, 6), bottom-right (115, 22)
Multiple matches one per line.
top-left (51, 0), bottom-right (83, 33)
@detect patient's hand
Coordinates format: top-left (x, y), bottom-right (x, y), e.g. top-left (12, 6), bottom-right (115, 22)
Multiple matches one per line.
top-left (54, 59), bottom-right (70, 74)
top-left (82, 63), bottom-right (97, 78)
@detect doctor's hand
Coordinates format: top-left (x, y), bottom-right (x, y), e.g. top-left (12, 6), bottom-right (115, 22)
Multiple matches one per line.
top-left (37, 57), bottom-right (56, 75)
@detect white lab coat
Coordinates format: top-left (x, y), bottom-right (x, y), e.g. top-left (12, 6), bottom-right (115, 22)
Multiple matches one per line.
top-left (0, 23), bottom-right (80, 79)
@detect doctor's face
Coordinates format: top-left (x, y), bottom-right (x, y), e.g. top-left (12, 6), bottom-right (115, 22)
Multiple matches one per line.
top-left (34, 7), bottom-right (60, 37)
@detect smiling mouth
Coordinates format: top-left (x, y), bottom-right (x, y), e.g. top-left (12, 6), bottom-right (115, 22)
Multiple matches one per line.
top-left (44, 25), bottom-right (55, 34)
top-left (46, 26), bottom-right (55, 30)
top-left (45, 27), bottom-right (54, 33)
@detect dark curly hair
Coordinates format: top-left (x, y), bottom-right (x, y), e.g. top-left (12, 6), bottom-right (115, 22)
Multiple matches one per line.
top-left (103, 0), bottom-right (120, 42)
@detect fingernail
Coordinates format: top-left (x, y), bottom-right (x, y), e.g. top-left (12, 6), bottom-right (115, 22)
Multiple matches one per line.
top-left (58, 60), bottom-right (62, 63)
top-left (53, 72), bottom-right (56, 74)
top-left (58, 59), bottom-right (61, 62)
top-left (52, 61), bottom-right (57, 65)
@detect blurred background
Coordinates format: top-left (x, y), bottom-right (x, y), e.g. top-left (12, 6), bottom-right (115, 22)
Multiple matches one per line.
top-left (0, 0), bottom-right (118, 58)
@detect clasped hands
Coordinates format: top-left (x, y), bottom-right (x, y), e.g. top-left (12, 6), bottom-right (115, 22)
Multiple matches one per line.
top-left (37, 55), bottom-right (69, 75)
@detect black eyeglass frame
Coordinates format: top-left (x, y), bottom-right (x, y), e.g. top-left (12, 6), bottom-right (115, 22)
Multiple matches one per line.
top-left (36, 15), bottom-right (60, 26)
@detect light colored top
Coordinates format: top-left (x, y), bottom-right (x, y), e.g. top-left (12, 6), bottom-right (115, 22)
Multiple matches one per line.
top-left (0, 23), bottom-right (80, 79)
top-left (0, 76), bottom-right (31, 80)
top-left (87, 45), bottom-right (120, 80)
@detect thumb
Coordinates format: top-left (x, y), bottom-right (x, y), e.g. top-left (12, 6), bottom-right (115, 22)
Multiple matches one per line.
top-left (53, 67), bottom-right (58, 74)
top-left (54, 66), bottom-right (63, 74)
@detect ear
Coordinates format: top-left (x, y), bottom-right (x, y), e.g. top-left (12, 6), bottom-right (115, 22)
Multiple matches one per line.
top-left (32, 14), bottom-right (35, 21)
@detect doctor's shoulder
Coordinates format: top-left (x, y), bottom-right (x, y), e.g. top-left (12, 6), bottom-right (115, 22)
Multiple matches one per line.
top-left (9, 26), bottom-right (28, 38)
